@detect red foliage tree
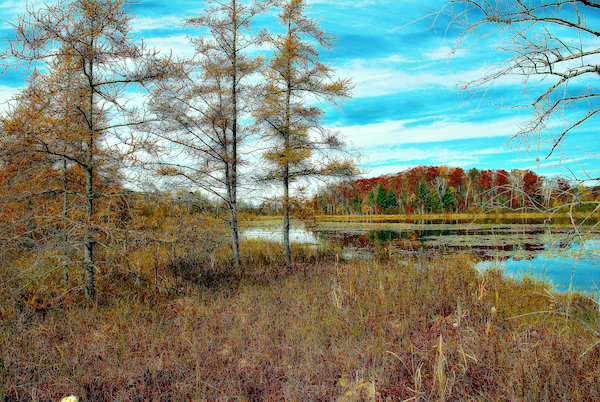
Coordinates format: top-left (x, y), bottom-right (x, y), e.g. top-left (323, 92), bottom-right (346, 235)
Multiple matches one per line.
top-left (449, 167), bottom-right (465, 189)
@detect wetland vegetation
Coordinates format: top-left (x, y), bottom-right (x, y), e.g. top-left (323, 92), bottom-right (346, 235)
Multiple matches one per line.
top-left (247, 214), bottom-right (600, 292)
top-left (0, 194), bottom-right (598, 400)
top-left (4, 237), bottom-right (600, 401)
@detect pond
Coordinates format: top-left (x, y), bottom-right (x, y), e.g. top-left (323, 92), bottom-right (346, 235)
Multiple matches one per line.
top-left (243, 217), bottom-right (600, 293)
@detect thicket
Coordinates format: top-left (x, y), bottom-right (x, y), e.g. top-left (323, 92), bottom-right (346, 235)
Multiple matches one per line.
top-left (0, 0), bottom-right (356, 299)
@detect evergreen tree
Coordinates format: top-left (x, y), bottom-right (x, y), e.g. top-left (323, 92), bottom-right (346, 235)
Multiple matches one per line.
top-left (441, 187), bottom-right (454, 212)
top-left (375, 184), bottom-right (387, 207)
top-left (428, 188), bottom-right (441, 213)
top-left (385, 189), bottom-right (397, 209)
top-left (352, 194), bottom-right (362, 212)
top-left (418, 178), bottom-right (429, 214)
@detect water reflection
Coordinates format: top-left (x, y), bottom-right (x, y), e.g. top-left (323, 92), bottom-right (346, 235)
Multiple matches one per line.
top-left (477, 250), bottom-right (600, 293)
top-left (243, 226), bottom-right (317, 244)
top-left (243, 218), bottom-right (600, 292)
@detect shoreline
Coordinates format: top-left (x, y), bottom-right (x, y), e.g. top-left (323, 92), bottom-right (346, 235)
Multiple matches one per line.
top-left (251, 211), bottom-right (596, 222)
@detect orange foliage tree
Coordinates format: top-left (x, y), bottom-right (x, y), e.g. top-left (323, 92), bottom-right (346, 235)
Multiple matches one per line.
top-left (1, 0), bottom-right (168, 298)
top-left (0, 66), bottom-right (89, 283)
top-left (255, 0), bottom-right (356, 262)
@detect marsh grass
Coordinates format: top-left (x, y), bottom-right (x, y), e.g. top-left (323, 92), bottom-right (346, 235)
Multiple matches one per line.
top-left (314, 212), bottom-right (578, 222)
top-left (1, 241), bottom-right (599, 401)
top-left (312, 208), bottom-right (597, 222)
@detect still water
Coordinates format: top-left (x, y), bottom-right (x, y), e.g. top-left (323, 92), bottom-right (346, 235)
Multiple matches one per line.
top-left (243, 218), bottom-right (600, 293)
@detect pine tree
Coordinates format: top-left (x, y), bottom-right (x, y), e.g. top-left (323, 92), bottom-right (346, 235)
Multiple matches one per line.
top-left (375, 184), bottom-right (387, 208)
top-left (385, 189), bottom-right (397, 209)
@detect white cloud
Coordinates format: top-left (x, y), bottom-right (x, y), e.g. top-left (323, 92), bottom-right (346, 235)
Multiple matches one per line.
top-left (364, 164), bottom-right (418, 178)
top-left (143, 34), bottom-right (195, 59)
top-left (0, 85), bottom-right (20, 108)
top-left (359, 146), bottom-right (507, 177)
top-left (423, 45), bottom-right (466, 61)
top-left (368, 146), bottom-right (506, 164)
top-left (132, 16), bottom-right (183, 32)
top-left (336, 117), bottom-right (523, 148)
top-left (0, 0), bottom-right (45, 29)
top-left (307, 0), bottom-right (384, 6)
top-left (0, 0), bottom-right (41, 13)
top-left (335, 60), bottom-right (522, 98)
top-left (379, 55), bottom-right (408, 63)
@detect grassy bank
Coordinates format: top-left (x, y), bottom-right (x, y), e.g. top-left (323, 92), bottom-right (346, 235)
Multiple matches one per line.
top-left (2, 242), bottom-right (599, 401)
top-left (308, 212), bottom-right (594, 222)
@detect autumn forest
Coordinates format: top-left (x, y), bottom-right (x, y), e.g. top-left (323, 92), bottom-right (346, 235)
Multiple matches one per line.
top-left (312, 165), bottom-right (599, 216)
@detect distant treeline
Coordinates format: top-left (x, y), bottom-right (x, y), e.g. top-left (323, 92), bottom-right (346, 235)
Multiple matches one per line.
top-left (311, 166), bottom-right (600, 215)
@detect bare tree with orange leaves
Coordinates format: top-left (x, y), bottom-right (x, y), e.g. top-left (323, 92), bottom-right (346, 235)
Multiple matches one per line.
top-left (1, 0), bottom-right (169, 299)
top-left (0, 66), bottom-right (86, 285)
top-left (255, 0), bottom-right (356, 262)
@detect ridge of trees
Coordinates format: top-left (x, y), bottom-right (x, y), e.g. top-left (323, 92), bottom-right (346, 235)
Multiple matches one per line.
top-left (313, 165), bottom-right (599, 215)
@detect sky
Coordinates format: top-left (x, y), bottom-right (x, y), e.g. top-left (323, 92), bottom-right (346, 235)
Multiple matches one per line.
top-left (0, 0), bottom-right (599, 184)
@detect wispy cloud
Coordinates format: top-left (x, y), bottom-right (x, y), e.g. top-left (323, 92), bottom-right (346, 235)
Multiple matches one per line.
top-left (308, 0), bottom-right (387, 6)
top-left (132, 16), bottom-right (183, 32)
top-left (423, 45), bottom-right (466, 61)
top-left (335, 59), bottom-right (522, 98)
top-left (143, 34), bottom-right (194, 58)
top-left (0, 0), bottom-right (45, 28)
top-left (0, 85), bottom-right (19, 105)
top-left (337, 117), bottom-right (523, 148)
top-left (361, 145), bottom-right (508, 176)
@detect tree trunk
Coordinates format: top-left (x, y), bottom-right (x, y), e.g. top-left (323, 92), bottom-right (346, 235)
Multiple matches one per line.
top-left (62, 158), bottom-right (69, 284)
top-left (283, 59), bottom-right (292, 263)
top-left (284, 172), bottom-right (291, 263)
top-left (84, 164), bottom-right (94, 299)
top-left (84, 54), bottom-right (95, 300)
top-left (229, 0), bottom-right (241, 268)
top-left (230, 202), bottom-right (241, 267)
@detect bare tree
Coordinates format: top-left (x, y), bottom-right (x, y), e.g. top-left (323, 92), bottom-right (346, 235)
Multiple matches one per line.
top-left (149, 0), bottom-right (269, 268)
top-left (433, 0), bottom-right (600, 170)
top-left (1, 0), bottom-right (168, 299)
top-left (433, 175), bottom-right (448, 207)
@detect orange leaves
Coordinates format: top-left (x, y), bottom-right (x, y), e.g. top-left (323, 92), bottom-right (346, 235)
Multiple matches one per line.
top-left (257, 0), bottom-right (355, 186)
top-left (1, 0), bottom-right (171, 298)
top-left (263, 147), bottom-right (312, 166)
top-left (156, 166), bottom-right (180, 176)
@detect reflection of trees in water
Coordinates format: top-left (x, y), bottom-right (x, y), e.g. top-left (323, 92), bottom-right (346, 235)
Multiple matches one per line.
top-left (317, 227), bottom-right (560, 259)
top-left (369, 230), bottom-right (399, 245)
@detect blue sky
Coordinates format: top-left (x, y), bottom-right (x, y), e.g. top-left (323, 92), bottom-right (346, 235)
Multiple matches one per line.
top-left (1, 0), bottom-right (598, 183)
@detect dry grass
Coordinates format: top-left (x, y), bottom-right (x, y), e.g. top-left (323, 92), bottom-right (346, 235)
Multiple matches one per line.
top-left (1, 242), bottom-right (599, 401)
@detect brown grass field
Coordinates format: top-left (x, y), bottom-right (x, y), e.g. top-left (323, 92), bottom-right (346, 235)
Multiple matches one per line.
top-left (2, 239), bottom-right (599, 401)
